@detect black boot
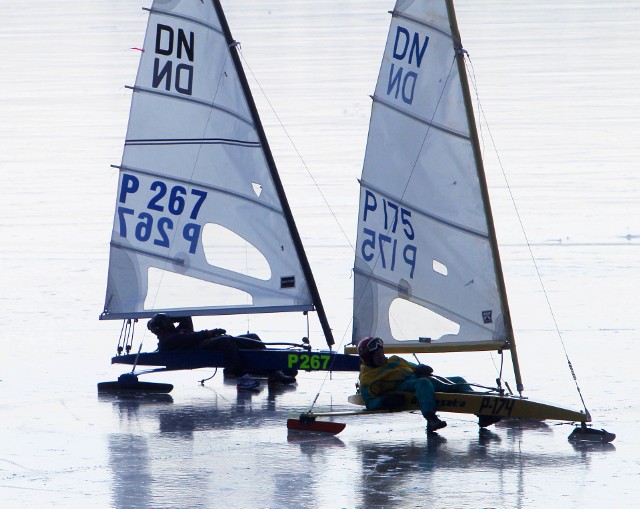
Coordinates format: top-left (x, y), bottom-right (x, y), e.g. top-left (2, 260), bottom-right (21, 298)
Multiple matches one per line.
top-left (424, 412), bottom-right (447, 433)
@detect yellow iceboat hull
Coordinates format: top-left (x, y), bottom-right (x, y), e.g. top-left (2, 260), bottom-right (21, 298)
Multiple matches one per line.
top-left (347, 392), bottom-right (590, 423)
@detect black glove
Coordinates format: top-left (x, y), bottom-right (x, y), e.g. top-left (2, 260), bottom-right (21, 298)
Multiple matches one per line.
top-left (208, 328), bottom-right (226, 338)
top-left (414, 364), bottom-right (433, 378)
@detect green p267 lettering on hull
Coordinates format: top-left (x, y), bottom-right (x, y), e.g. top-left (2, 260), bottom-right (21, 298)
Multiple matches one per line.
top-left (287, 353), bottom-right (331, 370)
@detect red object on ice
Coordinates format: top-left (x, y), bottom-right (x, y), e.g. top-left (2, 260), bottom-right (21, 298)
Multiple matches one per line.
top-left (286, 418), bottom-right (346, 435)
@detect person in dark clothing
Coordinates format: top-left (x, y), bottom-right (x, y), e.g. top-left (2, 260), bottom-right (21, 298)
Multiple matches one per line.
top-left (147, 314), bottom-right (295, 387)
top-left (148, 315), bottom-right (229, 351)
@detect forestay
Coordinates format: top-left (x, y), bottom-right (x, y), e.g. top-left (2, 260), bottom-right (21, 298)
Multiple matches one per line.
top-left (352, 0), bottom-right (510, 353)
top-left (102, 0), bottom-right (319, 323)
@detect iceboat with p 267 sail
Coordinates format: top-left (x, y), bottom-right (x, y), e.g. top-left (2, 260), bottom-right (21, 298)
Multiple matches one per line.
top-left (289, 0), bottom-right (614, 442)
top-left (98, 0), bottom-right (359, 394)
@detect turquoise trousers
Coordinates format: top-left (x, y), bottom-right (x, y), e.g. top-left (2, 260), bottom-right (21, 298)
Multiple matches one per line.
top-left (368, 375), bottom-right (472, 416)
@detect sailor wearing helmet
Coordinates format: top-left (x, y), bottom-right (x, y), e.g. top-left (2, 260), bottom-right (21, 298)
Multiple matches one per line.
top-left (357, 336), bottom-right (475, 433)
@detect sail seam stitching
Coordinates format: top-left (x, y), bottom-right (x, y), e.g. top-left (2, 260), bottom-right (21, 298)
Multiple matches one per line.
top-left (110, 241), bottom-right (185, 265)
top-left (126, 85), bottom-right (254, 127)
top-left (125, 138), bottom-right (260, 147)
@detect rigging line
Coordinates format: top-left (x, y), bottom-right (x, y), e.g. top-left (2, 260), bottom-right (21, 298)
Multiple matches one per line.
top-left (464, 54), bottom-right (590, 415)
top-left (245, 242), bottom-right (251, 332)
top-left (297, 305), bottom-right (355, 413)
top-left (238, 44), bottom-right (357, 361)
top-left (124, 319), bottom-right (135, 354)
top-left (459, 56), bottom-right (511, 387)
top-left (304, 318), bottom-right (355, 413)
top-left (400, 56), bottom-right (456, 209)
top-left (455, 51), bottom-right (521, 389)
top-left (198, 368), bottom-right (218, 385)
top-left (464, 58), bottom-right (504, 383)
top-left (237, 32), bottom-right (454, 355)
top-left (117, 319), bottom-right (127, 354)
top-left (237, 48), bottom-right (354, 252)
top-left (301, 300), bottom-right (356, 413)
top-left (131, 319), bottom-right (137, 353)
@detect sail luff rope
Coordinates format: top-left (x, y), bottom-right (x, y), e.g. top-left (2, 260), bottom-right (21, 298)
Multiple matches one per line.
top-left (464, 55), bottom-right (590, 415)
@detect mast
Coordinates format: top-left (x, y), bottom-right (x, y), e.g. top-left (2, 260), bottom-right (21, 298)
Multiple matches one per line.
top-left (211, 0), bottom-right (335, 347)
top-left (445, 0), bottom-right (523, 393)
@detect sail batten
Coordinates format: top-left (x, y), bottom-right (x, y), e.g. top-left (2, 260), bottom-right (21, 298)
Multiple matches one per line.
top-left (112, 165), bottom-right (283, 214)
top-left (125, 138), bottom-right (261, 148)
top-left (359, 180), bottom-right (489, 239)
top-left (373, 95), bottom-right (470, 140)
top-left (110, 241), bottom-right (185, 265)
top-left (125, 85), bottom-right (254, 125)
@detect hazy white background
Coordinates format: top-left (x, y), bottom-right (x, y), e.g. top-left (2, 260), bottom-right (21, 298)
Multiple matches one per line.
top-left (1, 1), bottom-right (638, 507)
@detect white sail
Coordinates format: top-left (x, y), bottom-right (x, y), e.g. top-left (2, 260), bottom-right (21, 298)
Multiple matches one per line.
top-left (352, 0), bottom-right (509, 352)
top-left (102, 0), bottom-right (318, 321)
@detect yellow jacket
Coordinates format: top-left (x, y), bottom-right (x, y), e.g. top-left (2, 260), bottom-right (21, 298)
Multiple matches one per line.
top-left (359, 355), bottom-right (417, 403)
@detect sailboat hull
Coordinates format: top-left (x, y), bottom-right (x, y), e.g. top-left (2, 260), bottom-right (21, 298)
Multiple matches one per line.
top-left (347, 392), bottom-right (590, 423)
top-left (112, 348), bottom-right (361, 373)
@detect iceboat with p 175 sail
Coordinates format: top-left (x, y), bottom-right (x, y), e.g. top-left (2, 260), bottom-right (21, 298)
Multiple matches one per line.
top-left (288, 0), bottom-right (614, 442)
top-left (97, 0), bottom-right (359, 394)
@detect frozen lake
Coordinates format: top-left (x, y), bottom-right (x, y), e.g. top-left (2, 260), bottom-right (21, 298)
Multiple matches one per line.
top-left (1, 0), bottom-right (639, 507)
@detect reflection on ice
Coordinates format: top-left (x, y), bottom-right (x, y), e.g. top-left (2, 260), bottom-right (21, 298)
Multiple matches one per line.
top-left (95, 376), bottom-right (618, 509)
top-left (108, 434), bottom-right (152, 509)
